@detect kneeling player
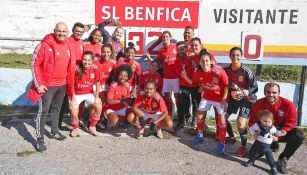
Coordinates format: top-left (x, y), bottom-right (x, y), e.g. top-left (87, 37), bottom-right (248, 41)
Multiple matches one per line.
top-left (128, 80), bottom-right (173, 139)
top-left (70, 51), bottom-right (102, 137)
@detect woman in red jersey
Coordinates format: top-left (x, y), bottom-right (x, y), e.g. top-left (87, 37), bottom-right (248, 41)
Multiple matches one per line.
top-left (157, 31), bottom-right (179, 117)
top-left (191, 50), bottom-right (229, 155)
top-left (139, 60), bottom-right (163, 94)
top-left (69, 51), bottom-right (102, 137)
top-left (128, 80), bottom-right (173, 139)
top-left (103, 65), bottom-right (133, 127)
top-left (83, 28), bottom-right (103, 60)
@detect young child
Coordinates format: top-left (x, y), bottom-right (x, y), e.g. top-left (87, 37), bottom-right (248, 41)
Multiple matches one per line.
top-left (128, 80), bottom-right (173, 139)
top-left (191, 50), bottom-right (229, 155)
top-left (69, 51), bottom-right (102, 137)
top-left (244, 110), bottom-right (286, 175)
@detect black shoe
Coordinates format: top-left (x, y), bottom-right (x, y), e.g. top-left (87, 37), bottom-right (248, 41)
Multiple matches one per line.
top-left (271, 142), bottom-right (280, 153)
top-left (36, 140), bottom-right (47, 152)
top-left (51, 132), bottom-right (67, 141)
top-left (271, 164), bottom-right (280, 175)
top-left (243, 160), bottom-right (254, 167)
top-left (174, 122), bottom-right (184, 132)
top-left (278, 157), bottom-right (289, 174)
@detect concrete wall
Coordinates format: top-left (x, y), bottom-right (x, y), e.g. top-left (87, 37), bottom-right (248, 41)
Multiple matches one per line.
top-left (0, 67), bottom-right (306, 125)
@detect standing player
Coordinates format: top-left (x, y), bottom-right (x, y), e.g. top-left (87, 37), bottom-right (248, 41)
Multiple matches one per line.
top-left (103, 65), bottom-right (132, 127)
top-left (83, 28), bottom-right (103, 60)
top-left (117, 45), bottom-right (142, 98)
top-left (69, 51), bottom-right (102, 137)
top-left (97, 19), bottom-right (124, 57)
top-left (224, 47), bottom-right (258, 157)
top-left (174, 41), bottom-right (201, 132)
top-left (157, 31), bottom-right (179, 117)
top-left (128, 80), bottom-right (173, 139)
top-left (139, 60), bottom-right (163, 93)
top-left (183, 26), bottom-right (194, 54)
top-left (192, 50), bottom-right (229, 154)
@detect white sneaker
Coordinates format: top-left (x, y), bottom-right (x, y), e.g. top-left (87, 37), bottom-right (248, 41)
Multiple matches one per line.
top-left (89, 127), bottom-right (98, 136)
top-left (70, 128), bottom-right (80, 137)
top-left (156, 129), bottom-right (163, 139)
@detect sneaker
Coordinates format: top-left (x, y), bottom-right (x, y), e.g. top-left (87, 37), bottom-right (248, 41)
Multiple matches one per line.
top-left (278, 157), bottom-right (289, 174)
top-left (244, 160), bottom-right (254, 167)
top-left (271, 142), bottom-right (280, 153)
top-left (36, 140), bottom-right (47, 152)
top-left (51, 132), bottom-right (67, 141)
top-left (156, 129), bottom-right (163, 139)
top-left (89, 127), bottom-right (98, 136)
top-left (192, 134), bottom-right (204, 145)
top-left (271, 164), bottom-right (280, 175)
top-left (70, 128), bottom-right (80, 137)
top-left (174, 122), bottom-right (184, 132)
top-left (217, 142), bottom-right (225, 154)
top-left (236, 146), bottom-right (247, 157)
top-left (79, 120), bottom-right (89, 132)
top-left (136, 127), bottom-right (144, 139)
top-left (225, 137), bottom-right (236, 144)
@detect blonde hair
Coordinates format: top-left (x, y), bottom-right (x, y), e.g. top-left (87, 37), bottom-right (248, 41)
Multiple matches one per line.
top-left (258, 110), bottom-right (274, 123)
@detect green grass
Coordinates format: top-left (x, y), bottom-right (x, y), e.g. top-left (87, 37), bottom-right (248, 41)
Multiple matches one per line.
top-left (0, 53), bottom-right (32, 69)
top-left (16, 150), bottom-right (36, 157)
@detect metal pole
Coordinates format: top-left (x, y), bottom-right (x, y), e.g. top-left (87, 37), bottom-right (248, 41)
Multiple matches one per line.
top-left (297, 66), bottom-right (307, 126)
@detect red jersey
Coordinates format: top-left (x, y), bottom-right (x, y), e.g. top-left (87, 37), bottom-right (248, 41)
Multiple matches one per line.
top-left (139, 71), bottom-right (163, 92)
top-left (83, 42), bottom-right (102, 59)
top-left (134, 92), bottom-right (167, 114)
top-left (117, 58), bottom-right (142, 87)
top-left (249, 97), bottom-right (297, 132)
top-left (192, 66), bottom-right (229, 102)
top-left (49, 40), bottom-right (71, 86)
top-left (73, 67), bottom-right (98, 95)
top-left (94, 60), bottom-right (116, 85)
top-left (106, 82), bottom-right (131, 110)
top-left (176, 56), bottom-right (197, 87)
top-left (67, 35), bottom-right (84, 65)
top-left (185, 40), bottom-right (193, 55)
top-left (157, 43), bottom-right (179, 79)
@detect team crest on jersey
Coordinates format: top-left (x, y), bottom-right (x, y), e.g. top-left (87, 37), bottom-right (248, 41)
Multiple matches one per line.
top-left (152, 102), bottom-right (157, 108)
top-left (212, 77), bottom-right (219, 83)
top-left (90, 73), bottom-right (95, 79)
top-left (199, 77), bottom-right (203, 81)
top-left (238, 76), bottom-right (244, 82)
top-left (100, 72), bottom-right (105, 78)
top-left (56, 51), bottom-right (60, 56)
top-left (277, 109), bottom-right (284, 117)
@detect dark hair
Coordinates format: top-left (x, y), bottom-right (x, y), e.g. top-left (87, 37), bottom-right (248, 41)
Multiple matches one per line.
top-left (145, 79), bottom-right (157, 88)
top-left (185, 26), bottom-right (194, 31)
top-left (151, 60), bottom-right (161, 69)
top-left (88, 28), bottom-right (102, 43)
top-left (116, 64), bottom-right (133, 81)
top-left (229, 47), bottom-right (243, 56)
top-left (78, 51), bottom-right (94, 79)
top-left (162, 31), bottom-right (172, 37)
top-left (176, 41), bottom-right (186, 47)
top-left (198, 49), bottom-right (213, 70)
top-left (264, 82), bottom-right (280, 93)
top-left (191, 37), bottom-right (202, 45)
top-left (102, 43), bottom-right (116, 61)
top-left (125, 42), bottom-right (136, 53)
top-left (72, 22), bottom-right (84, 30)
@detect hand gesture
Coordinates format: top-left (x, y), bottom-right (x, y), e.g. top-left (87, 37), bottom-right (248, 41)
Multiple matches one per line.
top-left (112, 19), bottom-right (122, 26)
top-left (37, 85), bottom-right (48, 94)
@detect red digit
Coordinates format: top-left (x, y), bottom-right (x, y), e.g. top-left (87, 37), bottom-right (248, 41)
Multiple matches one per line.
top-left (147, 31), bottom-right (163, 55)
top-left (128, 32), bottom-right (144, 55)
top-left (243, 35), bottom-right (262, 59)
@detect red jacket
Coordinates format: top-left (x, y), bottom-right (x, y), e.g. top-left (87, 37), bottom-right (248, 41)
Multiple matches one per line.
top-left (249, 96), bottom-right (297, 132)
top-left (27, 34), bottom-right (76, 103)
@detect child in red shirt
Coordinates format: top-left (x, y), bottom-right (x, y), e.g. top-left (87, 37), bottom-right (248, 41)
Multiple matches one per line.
top-left (191, 50), bottom-right (229, 154)
top-left (69, 51), bottom-right (102, 137)
top-left (83, 29), bottom-right (103, 60)
top-left (128, 80), bottom-right (173, 139)
top-left (103, 65), bottom-right (133, 127)
top-left (139, 60), bottom-right (163, 93)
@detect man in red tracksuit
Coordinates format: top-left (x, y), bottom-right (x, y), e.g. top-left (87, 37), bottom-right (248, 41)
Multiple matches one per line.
top-left (249, 82), bottom-right (305, 174)
top-left (27, 22), bottom-right (76, 152)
